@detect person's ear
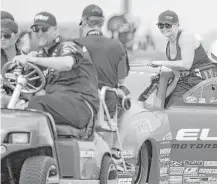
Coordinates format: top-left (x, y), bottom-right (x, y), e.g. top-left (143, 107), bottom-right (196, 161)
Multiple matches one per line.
top-left (53, 26), bottom-right (59, 38)
top-left (14, 32), bottom-right (19, 42)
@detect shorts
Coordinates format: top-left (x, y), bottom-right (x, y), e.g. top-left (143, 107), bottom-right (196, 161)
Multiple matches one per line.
top-left (28, 91), bottom-right (91, 129)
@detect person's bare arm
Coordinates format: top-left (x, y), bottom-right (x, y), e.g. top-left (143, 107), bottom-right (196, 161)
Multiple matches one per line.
top-left (118, 50), bottom-right (129, 84)
top-left (30, 56), bottom-right (75, 71)
top-left (13, 41), bottom-right (83, 72)
top-left (152, 32), bottom-right (197, 70)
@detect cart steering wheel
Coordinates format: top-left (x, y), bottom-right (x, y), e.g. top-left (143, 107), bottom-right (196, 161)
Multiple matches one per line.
top-left (1, 61), bottom-right (46, 94)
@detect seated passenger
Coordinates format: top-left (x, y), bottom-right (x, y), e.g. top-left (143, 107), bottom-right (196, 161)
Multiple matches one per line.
top-left (77, 4), bottom-right (130, 118)
top-left (12, 12), bottom-right (99, 129)
top-left (152, 10), bottom-right (217, 108)
top-left (1, 11), bottom-right (22, 107)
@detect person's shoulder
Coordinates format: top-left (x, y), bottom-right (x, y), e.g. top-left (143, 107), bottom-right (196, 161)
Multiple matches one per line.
top-left (105, 38), bottom-right (125, 52)
top-left (179, 30), bottom-right (196, 45)
top-left (59, 38), bottom-right (83, 49)
top-left (179, 30), bottom-right (195, 40)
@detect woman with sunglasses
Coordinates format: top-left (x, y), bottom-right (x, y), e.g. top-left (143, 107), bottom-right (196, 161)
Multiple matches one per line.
top-left (1, 11), bottom-right (22, 69)
top-left (152, 10), bottom-right (217, 108)
top-left (1, 11), bottom-right (23, 108)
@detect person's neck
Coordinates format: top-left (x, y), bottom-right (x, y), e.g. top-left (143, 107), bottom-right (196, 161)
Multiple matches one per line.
top-left (4, 45), bottom-right (17, 61)
top-left (43, 37), bottom-right (60, 53)
top-left (86, 27), bottom-right (102, 36)
top-left (168, 30), bottom-right (179, 43)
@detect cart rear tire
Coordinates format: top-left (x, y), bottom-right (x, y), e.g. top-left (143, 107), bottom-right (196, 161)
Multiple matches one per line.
top-left (99, 155), bottom-right (118, 184)
top-left (19, 156), bottom-right (59, 184)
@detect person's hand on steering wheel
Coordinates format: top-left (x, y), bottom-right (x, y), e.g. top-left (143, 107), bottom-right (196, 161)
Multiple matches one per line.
top-left (12, 55), bottom-right (32, 66)
top-left (172, 69), bottom-right (180, 78)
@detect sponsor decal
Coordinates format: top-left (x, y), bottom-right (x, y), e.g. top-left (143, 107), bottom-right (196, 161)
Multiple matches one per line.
top-left (160, 157), bottom-right (170, 163)
top-left (118, 170), bottom-right (135, 177)
top-left (165, 16), bottom-right (173, 20)
top-left (169, 176), bottom-right (182, 184)
top-left (118, 178), bottom-right (132, 184)
top-left (118, 164), bottom-right (135, 176)
top-left (34, 14), bottom-right (49, 21)
top-left (159, 180), bottom-right (169, 184)
top-left (176, 129), bottom-right (217, 141)
top-left (169, 167), bottom-right (184, 175)
top-left (170, 160), bottom-right (183, 167)
top-left (184, 167), bottom-right (198, 176)
top-left (183, 177), bottom-right (200, 184)
top-left (199, 168), bottom-right (217, 174)
top-left (184, 160), bottom-right (203, 166)
top-left (112, 149), bottom-right (134, 159)
top-left (160, 148), bottom-right (171, 155)
top-left (201, 177), bottom-right (217, 184)
top-left (209, 97), bottom-right (217, 103)
top-left (131, 119), bottom-right (150, 136)
top-left (199, 98), bottom-right (206, 103)
top-left (160, 165), bottom-right (169, 176)
top-left (80, 150), bottom-right (95, 158)
top-left (172, 143), bottom-right (217, 149)
top-left (162, 132), bottom-right (172, 141)
top-left (185, 96), bottom-right (197, 103)
top-left (204, 161), bottom-right (217, 166)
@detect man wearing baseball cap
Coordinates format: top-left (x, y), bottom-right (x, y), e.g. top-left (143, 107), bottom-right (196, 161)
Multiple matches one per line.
top-left (76, 4), bottom-right (129, 119)
top-left (152, 10), bottom-right (217, 107)
top-left (12, 11), bottom-right (99, 129)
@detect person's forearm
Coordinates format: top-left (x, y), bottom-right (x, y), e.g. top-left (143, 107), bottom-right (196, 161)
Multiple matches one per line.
top-left (30, 56), bottom-right (75, 71)
top-left (158, 60), bottom-right (191, 70)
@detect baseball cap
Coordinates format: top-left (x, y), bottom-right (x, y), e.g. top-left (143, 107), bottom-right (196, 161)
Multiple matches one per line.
top-left (31, 11), bottom-right (57, 28)
top-left (157, 10), bottom-right (179, 25)
top-left (1, 19), bottom-right (18, 33)
top-left (1, 11), bottom-right (14, 20)
top-left (79, 4), bottom-right (104, 26)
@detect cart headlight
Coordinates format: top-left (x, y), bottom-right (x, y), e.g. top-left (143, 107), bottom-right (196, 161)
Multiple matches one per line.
top-left (9, 133), bottom-right (30, 144)
top-left (0, 145), bottom-right (7, 154)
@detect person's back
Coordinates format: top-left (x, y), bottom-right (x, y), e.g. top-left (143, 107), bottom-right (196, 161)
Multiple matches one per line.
top-left (78, 4), bottom-right (129, 117)
top-left (77, 34), bottom-right (127, 88)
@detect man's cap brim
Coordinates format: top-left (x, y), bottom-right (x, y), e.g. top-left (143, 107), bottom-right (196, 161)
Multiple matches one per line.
top-left (30, 22), bottom-right (52, 28)
top-left (156, 21), bottom-right (175, 25)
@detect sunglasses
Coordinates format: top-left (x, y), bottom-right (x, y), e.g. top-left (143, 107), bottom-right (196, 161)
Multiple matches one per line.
top-left (32, 26), bottom-right (49, 33)
top-left (1, 33), bottom-right (12, 39)
top-left (157, 23), bottom-right (173, 29)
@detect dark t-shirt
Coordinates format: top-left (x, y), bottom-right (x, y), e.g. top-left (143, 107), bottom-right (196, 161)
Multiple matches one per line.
top-left (75, 32), bottom-right (129, 88)
top-left (41, 38), bottom-right (99, 113)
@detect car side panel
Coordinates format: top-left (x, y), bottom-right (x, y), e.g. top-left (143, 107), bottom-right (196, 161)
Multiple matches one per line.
top-left (166, 106), bottom-right (217, 184)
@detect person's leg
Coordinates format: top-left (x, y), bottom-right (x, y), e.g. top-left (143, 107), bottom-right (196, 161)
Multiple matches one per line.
top-left (28, 93), bottom-right (91, 129)
top-left (165, 81), bottom-right (190, 108)
top-left (165, 76), bottom-right (204, 108)
top-left (105, 91), bottom-right (117, 118)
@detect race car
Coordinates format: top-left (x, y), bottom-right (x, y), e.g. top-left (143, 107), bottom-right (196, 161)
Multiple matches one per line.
top-left (121, 63), bottom-right (217, 184)
top-left (1, 60), bottom-right (217, 184)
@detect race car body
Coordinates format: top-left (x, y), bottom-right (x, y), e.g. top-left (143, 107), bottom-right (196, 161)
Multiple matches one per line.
top-left (116, 63), bottom-right (217, 184)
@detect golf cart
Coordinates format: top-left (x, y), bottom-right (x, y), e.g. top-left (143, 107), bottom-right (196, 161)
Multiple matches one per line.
top-left (1, 62), bottom-right (121, 184)
top-left (0, 61), bottom-right (179, 184)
